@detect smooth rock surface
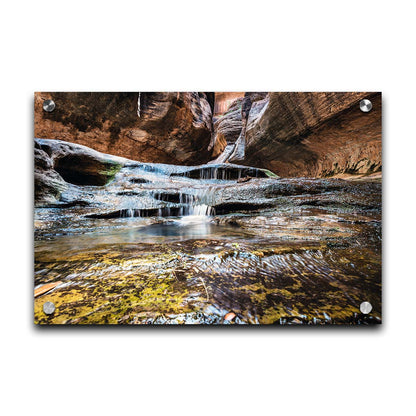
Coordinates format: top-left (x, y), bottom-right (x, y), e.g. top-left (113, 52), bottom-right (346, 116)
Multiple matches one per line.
top-left (210, 98), bottom-right (243, 160)
top-left (210, 93), bottom-right (268, 163)
top-left (243, 92), bottom-right (381, 177)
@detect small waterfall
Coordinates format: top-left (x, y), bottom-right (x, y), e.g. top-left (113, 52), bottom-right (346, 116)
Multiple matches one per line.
top-left (189, 186), bottom-right (215, 216)
top-left (196, 166), bottom-right (242, 180)
top-left (150, 188), bottom-right (215, 217)
top-left (118, 207), bottom-right (182, 218)
top-left (180, 193), bottom-right (195, 204)
top-left (113, 164), bottom-right (237, 220)
top-left (117, 204), bottom-right (215, 218)
top-left (152, 192), bottom-right (196, 204)
top-left (173, 165), bottom-right (265, 180)
top-left (121, 208), bottom-right (134, 218)
top-left (187, 204), bottom-right (215, 216)
top-left (117, 187), bottom-right (216, 219)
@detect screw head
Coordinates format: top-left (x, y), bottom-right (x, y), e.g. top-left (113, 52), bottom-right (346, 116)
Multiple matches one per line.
top-left (43, 301), bottom-right (56, 315)
top-left (360, 301), bottom-right (373, 314)
top-left (360, 99), bottom-right (372, 113)
top-left (43, 99), bottom-right (55, 112)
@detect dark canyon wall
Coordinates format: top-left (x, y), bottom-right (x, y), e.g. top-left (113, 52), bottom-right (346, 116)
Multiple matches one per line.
top-left (244, 92), bottom-right (381, 177)
top-left (211, 92), bottom-right (381, 177)
top-left (35, 91), bottom-right (381, 177)
top-left (35, 92), bottom-right (213, 165)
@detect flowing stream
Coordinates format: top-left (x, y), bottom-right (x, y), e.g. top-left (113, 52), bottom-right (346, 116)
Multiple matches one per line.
top-left (34, 162), bottom-right (382, 325)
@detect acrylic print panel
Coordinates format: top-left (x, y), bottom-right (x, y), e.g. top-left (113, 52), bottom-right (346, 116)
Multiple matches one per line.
top-left (34, 92), bottom-right (382, 325)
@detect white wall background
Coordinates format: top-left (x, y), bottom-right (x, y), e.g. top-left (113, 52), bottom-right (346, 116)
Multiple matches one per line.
top-left (1, 1), bottom-right (415, 415)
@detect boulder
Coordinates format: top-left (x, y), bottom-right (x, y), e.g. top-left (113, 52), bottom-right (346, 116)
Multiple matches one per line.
top-left (34, 145), bottom-right (67, 205)
top-left (36, 138), bottom-right (124, 186)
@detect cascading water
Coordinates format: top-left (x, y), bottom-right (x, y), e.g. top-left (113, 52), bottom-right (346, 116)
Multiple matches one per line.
top-left (115, 163), bottom-right (217, 219)
top-left (152, 187), bottom-right (216, 218)
top-left (108, 160), bottom-right (267, 220)
top-left (186, 186), bottom-right (215, 216)
top-left (171, 164), bottom-right (269, 181)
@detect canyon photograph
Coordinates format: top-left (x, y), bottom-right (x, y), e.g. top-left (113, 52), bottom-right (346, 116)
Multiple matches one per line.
top-left (34, 92), bottom-right (382, 325)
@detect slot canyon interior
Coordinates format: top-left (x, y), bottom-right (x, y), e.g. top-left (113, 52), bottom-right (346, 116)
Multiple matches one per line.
top-left (34, 92), bottom-right (381, 325)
